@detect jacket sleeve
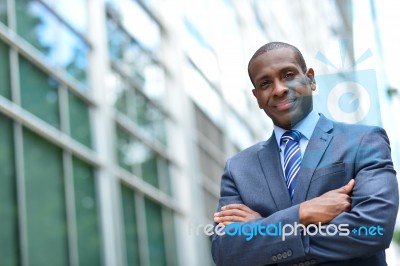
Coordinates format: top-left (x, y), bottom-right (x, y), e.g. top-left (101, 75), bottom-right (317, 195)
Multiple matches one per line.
top-left (297, 127), bottom-right (399, 264)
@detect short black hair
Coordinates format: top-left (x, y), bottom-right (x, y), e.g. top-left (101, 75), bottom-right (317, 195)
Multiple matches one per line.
top-left (248, 42), bottom-right (307, 86)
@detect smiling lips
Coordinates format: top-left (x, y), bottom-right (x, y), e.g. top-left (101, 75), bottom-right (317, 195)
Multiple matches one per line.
top-left (275, 98), bottom-right (297, 111)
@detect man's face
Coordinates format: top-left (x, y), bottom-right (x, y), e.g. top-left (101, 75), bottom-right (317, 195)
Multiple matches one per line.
top-left (249, 48), bottom-right (316, 129)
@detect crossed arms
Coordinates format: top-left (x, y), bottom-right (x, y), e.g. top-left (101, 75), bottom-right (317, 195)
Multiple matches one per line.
top-left (211, 128), bottom-right (399, 266)
top-left (214, 179), bottom-right (354, 227)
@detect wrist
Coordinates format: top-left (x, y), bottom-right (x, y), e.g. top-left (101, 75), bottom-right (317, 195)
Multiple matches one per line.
top-left (299, 202), bottom-right (312, 226)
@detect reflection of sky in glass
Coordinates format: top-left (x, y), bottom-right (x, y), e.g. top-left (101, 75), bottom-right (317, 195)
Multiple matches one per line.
top-left (182, 0), bottom-right (251, 117)
top-left (227, 113), bottom-right (253, 149)
top-left (106, 0), bottom-right (160, 51)
top-left (41, 0), bottom-right (87, 33)
top-left (142, 64), bottom-right (165, 101)
top-left (28, 3), bottom-right (89, 86)
top-left (183, 18), bottom-right (219, 84)
top-left (107, 19), bottom-right (165, 100)
top-left (184, 65), bottom-right (222, 124)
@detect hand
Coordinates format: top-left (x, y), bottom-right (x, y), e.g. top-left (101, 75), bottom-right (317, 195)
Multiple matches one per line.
top-left (299, 179), bottom-right (355, 226)
top-left (214, 204), bottom-right (262, 226)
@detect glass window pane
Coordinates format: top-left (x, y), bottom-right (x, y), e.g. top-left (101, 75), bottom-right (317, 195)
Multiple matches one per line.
top-left (144, 198), bottom-right (166, 266)
top-left (135, 93), bottom-right (166, 146)
top-left (0, 114), bottom-right (19, 266)
top-left (194, 104), bottom-right (224, 151)
top-left (19, 55), bottom-right (60, 128)
top-left (108, 71), bottom-right (129, 115)
top-left (163, 210), bottom-right (178, 266)
top-left (0, 40), bottom-right (11, 99)
top-left (198, 146), bottom-right (223, 184)
top-left (73, 157), bottom-right (101, 265)
top-left (23, 129), bottom-right (68, 266)
top-left (120, 185), bottom-right (140, 266)
top-left (158, 158), bottom-right (172, 196)
top-left (184, 65), bottom-right (223, 124)
top-left (141, 152), bottom-right (159, 189)
top-left (41, 0), bottom-right (88, 33)
top-left (141, 63), bottom-right (166, 102)
top-left (0, 0), bottom-right (7, 25)
top-left (16, 1), bottom-right (89, 86)
top-left (69, 92), bottom-right (92, 148)
top-left (107, 19), bottom-right (166, 101)
top-left (106, 0), bottom-right (161, 51)
top-left (116, 126), bottom-right (134, 172)
top-left (107, 22), bottom-right (149, 84)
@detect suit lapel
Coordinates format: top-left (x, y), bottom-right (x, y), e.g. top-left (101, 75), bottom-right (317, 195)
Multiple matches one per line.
top-left (258, 133), bottom-right (292, 210)
top-left (292, 115), bottom-right (334, 204)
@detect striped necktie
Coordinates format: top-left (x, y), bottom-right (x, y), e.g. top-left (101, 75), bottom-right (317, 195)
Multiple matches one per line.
top-left (281, 130), bottom-right (302, 199)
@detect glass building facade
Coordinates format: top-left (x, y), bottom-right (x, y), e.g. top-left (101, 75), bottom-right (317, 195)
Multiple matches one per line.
top-left (1, 0), bottom-right (175, 265)
top-left (0, 0), bottom-right (360, 265)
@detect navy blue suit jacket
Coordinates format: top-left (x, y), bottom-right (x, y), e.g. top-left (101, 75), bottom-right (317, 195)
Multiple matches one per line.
top-left (211, 115), bottom-right (399, 266)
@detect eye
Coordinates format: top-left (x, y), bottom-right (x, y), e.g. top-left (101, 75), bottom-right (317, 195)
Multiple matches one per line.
top-left (258, 80), bottom-right (272, 89)
top-left (283, 72), bottom-right (295, 80)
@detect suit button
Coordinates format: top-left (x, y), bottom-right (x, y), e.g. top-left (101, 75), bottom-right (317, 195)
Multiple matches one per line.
top-left (293, 264), bottom-right (298, 266)
top-left (272, 256), bottom-right (277, 262)
top-left (305, 262), bottom-right (310, 266)
top-left (282, 252), bottom-right (287, 258)
top-left (311, 260), bottom-right (316, 265)
top-left (277, 254), bottom-right (282, 260)
top-left (299, 263), bottom-right (304, 266)
top-left (287, 250), bottom-right (292, 257)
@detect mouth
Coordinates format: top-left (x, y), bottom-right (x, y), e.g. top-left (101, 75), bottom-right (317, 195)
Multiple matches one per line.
top-left (275, 98), bottom-right (297, 111)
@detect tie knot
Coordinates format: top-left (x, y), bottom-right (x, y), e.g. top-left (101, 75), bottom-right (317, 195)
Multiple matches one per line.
top-left (281, 130), bottom-right (302, 143)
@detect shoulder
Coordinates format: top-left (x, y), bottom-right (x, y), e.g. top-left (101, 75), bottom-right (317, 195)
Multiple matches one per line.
top-left (331, 120), bottom-right (387, 136)
top-left (320, 114), bottom-right (387, 136)
top-left (227, 140), bottom-right (266, 164)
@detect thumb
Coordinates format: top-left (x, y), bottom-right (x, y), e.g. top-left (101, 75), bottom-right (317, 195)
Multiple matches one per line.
top-left (339, 179), bottom-right (355, 194)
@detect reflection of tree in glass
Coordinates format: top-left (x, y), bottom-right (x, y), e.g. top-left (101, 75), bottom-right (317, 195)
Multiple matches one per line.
top-left (107, 19), bottom-right (149, 86)
top-left (135, 93), bottom-right (166, 145)
top-left (16, 0), bottom-right (51, 55)
top-left (65, 47), bottom-right (87, 85)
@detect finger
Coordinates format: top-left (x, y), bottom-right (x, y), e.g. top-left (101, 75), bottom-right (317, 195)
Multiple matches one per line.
top-left (222, 204), bottom-right (253, 213)
top-left (338, 179), bottom-right (355, 194)
top-left (219, 209), bottom-right (248, 218)
top-left (218, 215), bottom-right (245, 223)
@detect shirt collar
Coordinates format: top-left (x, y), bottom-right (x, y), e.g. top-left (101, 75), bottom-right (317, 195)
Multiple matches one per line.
top-left (273, 110), bottom-right (320, 145)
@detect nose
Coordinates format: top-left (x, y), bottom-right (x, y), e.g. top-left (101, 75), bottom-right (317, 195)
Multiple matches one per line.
top-left (273, 80), bottom-right (288, 97)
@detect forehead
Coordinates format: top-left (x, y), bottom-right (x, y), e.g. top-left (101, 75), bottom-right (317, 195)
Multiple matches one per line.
top-left (249, 48), bottom-right (300, 77)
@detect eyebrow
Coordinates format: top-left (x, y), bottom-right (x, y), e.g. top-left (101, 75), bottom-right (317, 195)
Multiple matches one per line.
top-left (255, 66), bottom-right (300, 84)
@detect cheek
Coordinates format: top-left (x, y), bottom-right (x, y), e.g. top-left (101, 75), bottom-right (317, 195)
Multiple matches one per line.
top-left (256, 92), bottom-right (270, 103)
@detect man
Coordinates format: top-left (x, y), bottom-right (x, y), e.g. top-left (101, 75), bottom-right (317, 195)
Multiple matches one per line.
top-left (211, 42), bottom-right (399, 266)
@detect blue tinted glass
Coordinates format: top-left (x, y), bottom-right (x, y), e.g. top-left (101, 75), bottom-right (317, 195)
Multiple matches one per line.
top-left (107, 20), bottom-right (166, 101)
top-left (0, 0), bottom-right (7, 25)
top-left (16, 1), bottom-right (89, 87)
top-left (106, 0), bottom-right (160, 50)
top-left (19, 55), bottom-right (61, 129)
top-left (23, 129), bottom-right (69, 266)
top-left (41, 0), bottom-right (88, 33)
top-left (0, 114), bottom-right (19, 266)
top-left (0, 40), bottom-right (11, 99)
top-left (107, 20), bottom-right (148, 83)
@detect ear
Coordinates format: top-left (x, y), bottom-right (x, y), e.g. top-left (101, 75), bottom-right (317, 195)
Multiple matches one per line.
top-left (252, 88), bottom-right (257, 98)
top-left (306, 68), bottom-right (316, 91)
top-left (252, 89), bottom-right (262, 109)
